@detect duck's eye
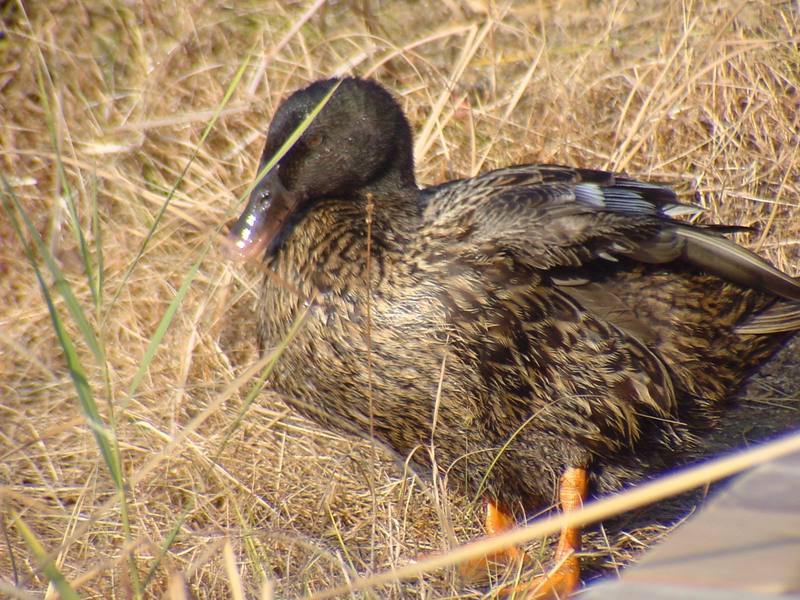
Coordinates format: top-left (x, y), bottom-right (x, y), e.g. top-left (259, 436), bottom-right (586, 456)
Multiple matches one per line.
top-left (307, 134), bottom-right (324, 147)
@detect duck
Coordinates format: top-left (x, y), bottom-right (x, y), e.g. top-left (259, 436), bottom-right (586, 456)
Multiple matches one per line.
top-left (224, 77), bottom-right (800, 597)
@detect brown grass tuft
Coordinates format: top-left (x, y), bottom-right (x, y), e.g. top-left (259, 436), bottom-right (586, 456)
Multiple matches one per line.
top-left (2, 1), bottom-right (799, 598)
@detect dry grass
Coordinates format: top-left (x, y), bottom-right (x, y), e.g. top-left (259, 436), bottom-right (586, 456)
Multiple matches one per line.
top-left (1, 0), bottom-right (799, 598)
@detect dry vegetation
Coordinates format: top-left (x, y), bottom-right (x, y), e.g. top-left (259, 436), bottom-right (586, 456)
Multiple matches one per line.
top-left (2, 0), bottom-right (800, 598)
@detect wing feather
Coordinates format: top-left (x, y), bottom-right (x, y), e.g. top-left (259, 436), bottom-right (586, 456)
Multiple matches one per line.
top-left (422, 164), bottom-right (800, 305)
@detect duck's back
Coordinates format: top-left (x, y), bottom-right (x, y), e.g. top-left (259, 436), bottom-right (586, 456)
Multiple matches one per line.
top-left (418, 164), bottom-right (800, 429)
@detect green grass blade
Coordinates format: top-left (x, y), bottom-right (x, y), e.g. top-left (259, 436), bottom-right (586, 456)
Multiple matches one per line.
top-left (238, 79), bottom-right (342, 210)
top-left (34, 53), bottom-right (99, 310)
top-left (1, 177), bottom-right (105, 365)
top-left (126, 247), bottom-right (207, 401)
top-left (44, 283), bottom-right (121, 487)
top-left (91, 173), bottom-right (104, 315)
top-left (143, 507), bottom-right (190, 588)
top-left (13, 513), bottom-right (80, 600)
top-left (64, 185), bottom-right (98, 307)
top-left (2, 180), bottom-right (122, 488)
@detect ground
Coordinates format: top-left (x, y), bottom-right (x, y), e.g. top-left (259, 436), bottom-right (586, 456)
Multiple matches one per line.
top-left (1, 1), bottom-right (799, 598)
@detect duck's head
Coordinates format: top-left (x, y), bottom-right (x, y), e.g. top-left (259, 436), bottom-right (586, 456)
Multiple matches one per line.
top-left (225, 77), bottom-right (415, 261)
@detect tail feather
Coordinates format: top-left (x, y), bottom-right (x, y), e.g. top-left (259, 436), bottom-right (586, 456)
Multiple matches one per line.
top-left (675, 226), bottom-right (800, 302)
top-left (737, 302), bottom-right (800, 335)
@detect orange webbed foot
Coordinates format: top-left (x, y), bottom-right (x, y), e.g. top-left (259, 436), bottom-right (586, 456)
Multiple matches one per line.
top-left (458, 499), bottom-right (526, 583)
top-left (460, 467), bottom-right (589, 599)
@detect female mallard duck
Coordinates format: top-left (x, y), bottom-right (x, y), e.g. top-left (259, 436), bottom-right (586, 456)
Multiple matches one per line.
top-left (225, 77), bottom-right (800, 596)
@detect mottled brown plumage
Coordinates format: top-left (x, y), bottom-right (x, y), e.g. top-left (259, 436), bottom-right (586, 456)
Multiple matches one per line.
top-left (226, 77), bottom-right (800, 516)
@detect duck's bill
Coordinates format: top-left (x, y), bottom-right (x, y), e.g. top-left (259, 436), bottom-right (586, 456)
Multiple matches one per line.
top-left (222, 169), bottom-right (300, 262)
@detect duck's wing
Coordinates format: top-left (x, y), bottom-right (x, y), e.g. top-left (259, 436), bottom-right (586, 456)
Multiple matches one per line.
top-left (423, 164), bottom-right (800, 305)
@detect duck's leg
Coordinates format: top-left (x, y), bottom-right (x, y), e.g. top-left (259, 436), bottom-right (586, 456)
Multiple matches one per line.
top-left (484, 499), bottom-right (524, 560)
top-left (518, 466), bottom-right (589, 598)
top-left (460, 466), bottom-right (588, 599)
top-left (458, 500), bottom-right (525, 582)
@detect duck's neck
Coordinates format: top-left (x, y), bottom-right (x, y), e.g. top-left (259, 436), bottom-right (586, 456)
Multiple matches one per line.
top-left (361, 186), bottom-right (420, 245)
top-left (358, 154), bottom-right (420, 245)
top-left (271, 187), bottom-right (420, 298)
